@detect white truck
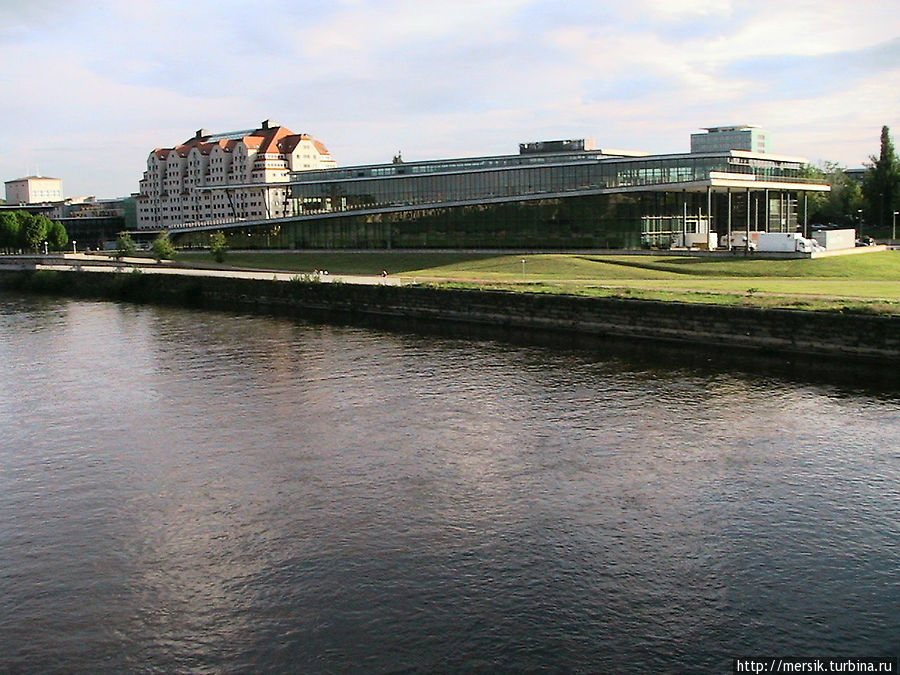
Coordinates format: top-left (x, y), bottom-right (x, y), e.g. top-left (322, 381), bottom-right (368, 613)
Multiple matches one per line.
top-left (671, 232), bottom-right (718, 250)
top-left (757, 232), bottom-right (822, 253)
top-left (723, 231), bottom-right (763, 251)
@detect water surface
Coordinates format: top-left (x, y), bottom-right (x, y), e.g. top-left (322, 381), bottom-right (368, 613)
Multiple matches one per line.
top-left (1, 294), bottom-right (897, 672)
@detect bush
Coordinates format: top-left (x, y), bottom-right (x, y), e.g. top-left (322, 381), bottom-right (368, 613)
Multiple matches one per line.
top-left (116, 232), bottom-right (137, 259)
top-left (152, 233), bottom-right (176, 261)
top-left (209, 232), bottom-right (227, 263)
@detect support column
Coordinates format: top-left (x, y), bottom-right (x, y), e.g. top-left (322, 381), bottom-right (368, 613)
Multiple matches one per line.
top-left (753, 193), bottom-right (759, 231)
top-left (785, 192), bottom-right (789, 232)
top-left (727, 188), bottom-right (732, 250)
top-left (803, 193), bottom-right (809, 238)
top-left (764, 188), bottom-right (770, 232)
top-left (746, 188), bottom-right (752, 252)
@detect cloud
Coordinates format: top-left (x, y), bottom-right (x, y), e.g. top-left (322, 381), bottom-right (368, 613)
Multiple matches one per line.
top-left (0, 0), bottom-right (898, 196)
top-left (725, 38), bottom-right (900, 99)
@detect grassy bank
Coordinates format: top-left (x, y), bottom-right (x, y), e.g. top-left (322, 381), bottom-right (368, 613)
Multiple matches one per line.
top-left (176, 250), bottom-right (900, 314)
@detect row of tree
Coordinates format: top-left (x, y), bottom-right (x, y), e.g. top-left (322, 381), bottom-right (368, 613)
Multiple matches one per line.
top-left (804, 125), bottom-right (900, 232)
top-left (0, 211), bottom-right (69, 253)
top-left (114, 231), bottom-right (177, 262)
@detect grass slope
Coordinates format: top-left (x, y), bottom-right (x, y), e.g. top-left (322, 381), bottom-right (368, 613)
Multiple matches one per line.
top-left (177, 250), bottom-right (900, 313)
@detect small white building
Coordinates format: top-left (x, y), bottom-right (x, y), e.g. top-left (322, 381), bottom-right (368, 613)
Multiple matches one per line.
top-left (812, 228), bottom-right (856, 250)
top-left (4, 176), bottom-right (63, 204)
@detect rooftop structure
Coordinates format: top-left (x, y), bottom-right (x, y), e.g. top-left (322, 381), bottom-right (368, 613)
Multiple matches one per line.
top-left (691, 125), bottom-right (770, 154)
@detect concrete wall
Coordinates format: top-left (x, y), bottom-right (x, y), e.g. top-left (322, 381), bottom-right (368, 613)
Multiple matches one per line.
top-left (190, 277), bottom-right (900, 363)
top-left (2, 270), bottom-right (897, 362)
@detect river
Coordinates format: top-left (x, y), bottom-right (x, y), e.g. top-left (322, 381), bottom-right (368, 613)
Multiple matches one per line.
top-left (1, 292), bottom-right (897, 673)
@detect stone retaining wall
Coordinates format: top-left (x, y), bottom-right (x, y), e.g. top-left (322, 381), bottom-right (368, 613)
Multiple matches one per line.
top-left (2, 270), bottom-right (897, 362)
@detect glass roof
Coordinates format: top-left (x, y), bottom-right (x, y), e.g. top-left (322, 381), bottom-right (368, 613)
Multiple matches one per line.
top-left (205, 129), bottom-right (258, 142)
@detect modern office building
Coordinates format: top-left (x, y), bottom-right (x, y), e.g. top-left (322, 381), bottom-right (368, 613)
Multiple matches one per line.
top-left (171, 126), bottom-right (830, 250)
top-left (136, 120), bottom-right (337, 230)
top-left (690, 125), bottom-right (770, 154)
top-left (4, 175), bottom-right (64, 204)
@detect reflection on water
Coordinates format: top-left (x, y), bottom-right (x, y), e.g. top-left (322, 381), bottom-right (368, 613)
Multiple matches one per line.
top-left (0, 293), bottom-right (898, 673)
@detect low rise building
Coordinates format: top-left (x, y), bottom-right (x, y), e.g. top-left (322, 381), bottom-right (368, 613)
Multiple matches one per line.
top-left (136, 120), bottom-right (336, 230)
top-left (4, 175), bottom-right (63, 204)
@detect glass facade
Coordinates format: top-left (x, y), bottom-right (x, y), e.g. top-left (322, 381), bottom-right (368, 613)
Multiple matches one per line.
top-left (174, 148), bottom-right (827, 250)
top-left (286, 151), bottom-right (809, 218)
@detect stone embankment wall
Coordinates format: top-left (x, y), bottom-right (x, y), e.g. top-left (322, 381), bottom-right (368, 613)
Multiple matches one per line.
top-left (2, 270), bottom-right (898, 362)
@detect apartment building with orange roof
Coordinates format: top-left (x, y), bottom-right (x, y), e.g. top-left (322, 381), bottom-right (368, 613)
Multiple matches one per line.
top-left (136, 120), bottom-right (336, 230)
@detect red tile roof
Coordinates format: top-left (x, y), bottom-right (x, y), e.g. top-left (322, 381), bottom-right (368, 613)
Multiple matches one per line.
top-left (149, 123), bottom-right (333, 164)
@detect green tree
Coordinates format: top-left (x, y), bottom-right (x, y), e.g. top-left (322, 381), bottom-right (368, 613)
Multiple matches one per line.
top-left (209, 231), bottom-right (227, 263)
top-left (801, 163), bottom-right (863, 226)
top-left (46, 219), bottom-right (69, 251)
top-left (116, 231), bottom-right (137, 259)
top-left (151, 232), bottom-right (176, 261)
top-left (23, 213), bottom-right (50, 252)
top-left (862, 125), bottom-right (900, 231)
top-left (0, 212), bottom-right (22, 252)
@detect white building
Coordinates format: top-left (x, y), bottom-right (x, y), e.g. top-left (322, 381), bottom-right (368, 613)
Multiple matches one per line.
top-left (136, 120), bottom-right (336, 230)
top-left (4, 176), bottom-right (64, 204)
top-left (690, 125), bottom-right (770, 154)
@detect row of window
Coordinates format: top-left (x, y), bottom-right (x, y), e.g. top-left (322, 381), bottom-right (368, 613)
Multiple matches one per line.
top-left (289, 156), bottom-right (809, 216)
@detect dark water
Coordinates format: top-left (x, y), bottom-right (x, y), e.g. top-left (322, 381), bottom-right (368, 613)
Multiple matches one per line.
top-left (1, 293), bottom-right (897, 673)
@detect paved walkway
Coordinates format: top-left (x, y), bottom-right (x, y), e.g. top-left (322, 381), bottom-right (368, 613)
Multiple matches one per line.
top-left (0, 255), bottom-right (408, 286)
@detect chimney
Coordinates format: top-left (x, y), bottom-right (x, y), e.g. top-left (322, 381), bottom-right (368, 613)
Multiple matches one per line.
top-left (261, 119), bottom-right (279, 130)
top-left (195, 128), bottom-right (209, 139)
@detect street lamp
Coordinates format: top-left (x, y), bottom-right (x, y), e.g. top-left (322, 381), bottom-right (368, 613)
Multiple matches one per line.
top-left (521, 258), bottom-right (526, 280)
top-left (72, 240), bottom-right (77, 254)
top-left (857, 209), bottom-right (863, 237)
top-left (893, 211), bottom-right (898, 243)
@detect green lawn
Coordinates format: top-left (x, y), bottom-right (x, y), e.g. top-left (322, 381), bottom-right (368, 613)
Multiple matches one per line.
top-left (176, 250), bottom-right (900, 313)
top-left (177, 250), bottom-right (500, 275)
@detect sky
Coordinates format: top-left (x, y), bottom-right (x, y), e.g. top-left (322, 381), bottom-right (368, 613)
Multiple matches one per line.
top-left (1, 0), bottom-right (898, 199)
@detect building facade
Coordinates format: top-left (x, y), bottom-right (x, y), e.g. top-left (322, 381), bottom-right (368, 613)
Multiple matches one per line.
top-left (690, 125), bottom-right (770, 154)
top-left (4, 176), bottom-right (64, 204)
top-left (171, 126), bottom-right (830, 250)
top-left (136, 120), bottom-right (336, 230)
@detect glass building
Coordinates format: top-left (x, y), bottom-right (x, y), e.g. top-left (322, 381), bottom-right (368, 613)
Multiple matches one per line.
top-left (175, 131), bottom-right (829, 250)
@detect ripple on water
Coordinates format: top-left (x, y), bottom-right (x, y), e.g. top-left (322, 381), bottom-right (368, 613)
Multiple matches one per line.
top-left (0, 295), bottom-right (898, 672)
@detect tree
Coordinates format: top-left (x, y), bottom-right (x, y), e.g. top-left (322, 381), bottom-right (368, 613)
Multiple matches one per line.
top-left (115, 231), bottom-right (137, 259)
top-left (0, 212), bottom-right (22, 252)
top-left (46, 219), bottom-right (69, 251)
top-left (209, 231), bottom-right (227, 263)
top-left (862, 125), bottom-right (900, 231)
top-left (23, 213), bottom-right (50, 252)
top-left (801, 163), bottom-right (863, 226)
top-left (151, 232), bottom-right (176, 261)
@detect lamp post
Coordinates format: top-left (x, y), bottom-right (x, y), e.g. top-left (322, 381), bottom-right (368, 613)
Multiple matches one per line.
top-left (521, 258), bottom-right (526, 280)
top-left (72, 240), bottom-right (77, 254)
top-left (857, 209), bottom-right (863, 237)
top-left (893, 211), bottom-right (898, 243)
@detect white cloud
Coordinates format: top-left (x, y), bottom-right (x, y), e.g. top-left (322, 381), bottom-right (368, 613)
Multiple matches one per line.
top-left (0, 0), bottom-right (898, 197)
